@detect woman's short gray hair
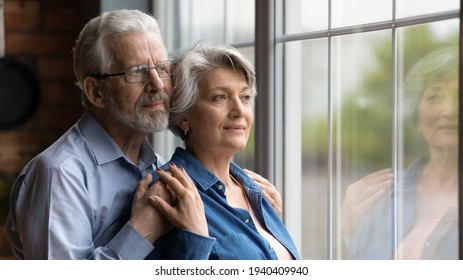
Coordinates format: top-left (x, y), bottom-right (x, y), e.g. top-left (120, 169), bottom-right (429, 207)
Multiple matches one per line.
top-left (72, 9), bottom-right (164, 109)
top-left (403, 47), bottom-right (458, 128)
top-left (168, 42), bottom-right (257, 141)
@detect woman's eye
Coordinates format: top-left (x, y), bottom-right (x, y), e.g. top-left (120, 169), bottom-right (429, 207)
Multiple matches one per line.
top-left (241, 93), bottom-right (253, 103)
top-left (212, 94), bottom-right (227, 101)
top-left (424, 87), bottom-right (443, 103)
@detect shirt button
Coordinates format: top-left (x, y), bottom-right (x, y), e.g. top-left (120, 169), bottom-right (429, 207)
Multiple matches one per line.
top-left (244, 219), bottom-right (250, 223)
top-left (217, 184), bottom-right (223, 190)
top-left (425, 242), bottom-right (431, 248)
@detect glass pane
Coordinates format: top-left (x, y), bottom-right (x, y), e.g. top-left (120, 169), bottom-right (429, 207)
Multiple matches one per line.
top-left (395, 19), bottom-right (459, 259)
top-left (233, 46), bottom-right (255, 170)
top-left (171, 0), bottom-right (225, 47)
top-left (283, 0), bottom-right (328, 34)
top-left (396, 0), bottom-right (459, 19)
top-left (332, 30), bottom-right (393, 259)
top-left (225, 0), bottom-right (254, 43)
top-left (293, 38), bottom-right (329, 259)
top-left (331, 0), bottom-right (392, 28)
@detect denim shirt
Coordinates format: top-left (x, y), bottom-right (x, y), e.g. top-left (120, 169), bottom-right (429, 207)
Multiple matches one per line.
top-left (148, 147), bottom-right (300, 260)
top-left (346, 157), bottom-right (458, 259)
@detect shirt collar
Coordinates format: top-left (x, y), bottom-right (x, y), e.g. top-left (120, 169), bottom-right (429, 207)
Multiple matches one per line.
top-left (170, 147), bottom-right (218, 191)
top-left (170, 147), bottom-right (262, 194)
top-left (78, 111), bottom-right (158, 169)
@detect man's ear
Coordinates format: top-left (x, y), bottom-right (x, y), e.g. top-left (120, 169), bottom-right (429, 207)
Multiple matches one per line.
top-left (83, 77), bottom-right (106, 108)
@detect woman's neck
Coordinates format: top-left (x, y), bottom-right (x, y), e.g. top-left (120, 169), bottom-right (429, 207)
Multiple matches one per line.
top-left (186, 145), bottom-right (233, 183)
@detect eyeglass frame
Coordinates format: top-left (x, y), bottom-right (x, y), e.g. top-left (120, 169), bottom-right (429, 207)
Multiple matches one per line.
top-left (89, 61), bottom-right (173, 83)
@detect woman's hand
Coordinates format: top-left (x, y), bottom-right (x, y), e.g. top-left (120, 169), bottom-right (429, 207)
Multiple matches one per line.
top-left (341, 168), bottom-right (393, 236)
top-left (130, 173), bottom-right (173, 243)
top-left (148, 163), bottom-right (209, 237)
top-left (244, 168), bottom-right (283, 217)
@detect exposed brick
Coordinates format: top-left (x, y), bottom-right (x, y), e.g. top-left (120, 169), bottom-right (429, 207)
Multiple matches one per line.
top-left (44, 8), bottom-right (79, 31)
top-left (40, 82), bottom-right (80, 105)
top-left (0, 0), bottom-right (90, 260)
top-left (4, 13), bottom-right (40, 31)
top-left (6, 33), bottom-right (76, 55)
top-left (35, 106), bottom-right (81, 129)
top-left (4, 1), bottom-right (40, 15)
top-left (37, 57), bottom-right (74, 79)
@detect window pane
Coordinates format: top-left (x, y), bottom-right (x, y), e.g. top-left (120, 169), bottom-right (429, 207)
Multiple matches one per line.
top-left (396, 0), bottom-right (459, 19)
top-left (163, 0), bottom-right (225, 47)
top-left (295, 39), bottom-right (329, 259)
top-left (225, 0), bottom-right (254, 43)
top-left (332, 30), bottom-right (393, 259)
top-left (233, 46), bottom-right (255, 170)
top-left (283, 0), bottom-right (328, 34)
top-left (395, 19), bottom-right (459, 259)
top-left (331, 0), bottom-right (392, 28)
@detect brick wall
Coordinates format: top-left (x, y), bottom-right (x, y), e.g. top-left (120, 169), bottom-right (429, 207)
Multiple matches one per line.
top-left (0, 0), bottom-right (98, 259)
top-left (0, 0), bottom-right (85, 177)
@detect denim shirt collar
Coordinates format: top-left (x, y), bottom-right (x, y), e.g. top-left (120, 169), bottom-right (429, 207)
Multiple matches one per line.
top-left (170, 147), bottom-right (263, 195)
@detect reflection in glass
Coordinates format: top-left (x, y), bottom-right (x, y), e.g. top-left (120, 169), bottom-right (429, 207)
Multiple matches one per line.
top-left (332, 30), bottom-right (393, 259)
top-left (396, 47), bottom-right (458, 259)
top-left (340, 21), bottom-right (459, 259)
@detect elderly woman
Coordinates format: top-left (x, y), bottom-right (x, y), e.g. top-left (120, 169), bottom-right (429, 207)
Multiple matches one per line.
top-left (341, 47), bottom-right (458, 259)
top-left (148, 42), bottom-right (300, 260)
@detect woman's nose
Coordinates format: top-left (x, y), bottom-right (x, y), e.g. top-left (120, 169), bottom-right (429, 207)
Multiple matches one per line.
top-left (442, 91), bottom-right (459, 116)
top-left (229, 96), bottom-right (245, 117)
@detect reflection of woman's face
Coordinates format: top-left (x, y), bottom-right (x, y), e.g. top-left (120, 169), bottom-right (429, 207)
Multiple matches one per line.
top-left (184, 67), bottom-right (254, 158)
top-left (418, 75), bottom-right (458, 151)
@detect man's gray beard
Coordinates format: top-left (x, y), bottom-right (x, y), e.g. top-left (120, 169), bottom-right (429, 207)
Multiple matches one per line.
top-left (107, 92), bottom-right (170, 133)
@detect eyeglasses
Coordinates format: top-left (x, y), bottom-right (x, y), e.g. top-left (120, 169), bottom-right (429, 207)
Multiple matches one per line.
top-left (91, 61), bottom-right (173, 83)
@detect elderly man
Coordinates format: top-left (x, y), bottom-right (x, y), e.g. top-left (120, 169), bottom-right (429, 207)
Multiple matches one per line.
top-left (6, 9), bottom-right (212, 260)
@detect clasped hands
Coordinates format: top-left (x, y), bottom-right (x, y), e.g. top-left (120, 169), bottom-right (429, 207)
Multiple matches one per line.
top-left (129, 163), bottom-right (209, 243)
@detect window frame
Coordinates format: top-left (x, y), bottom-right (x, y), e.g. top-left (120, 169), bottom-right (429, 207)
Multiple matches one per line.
top-left (151, 0), bottom-right (462, 259)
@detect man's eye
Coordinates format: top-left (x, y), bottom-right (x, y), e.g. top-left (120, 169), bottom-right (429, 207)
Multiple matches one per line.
top-left (128, 66), bottom-right (145, 76)
top-left (158, 65), bottom-right (168, 72)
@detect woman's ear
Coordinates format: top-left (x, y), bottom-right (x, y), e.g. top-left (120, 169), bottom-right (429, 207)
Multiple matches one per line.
top-left (83, 77), bottom-right (106, 108)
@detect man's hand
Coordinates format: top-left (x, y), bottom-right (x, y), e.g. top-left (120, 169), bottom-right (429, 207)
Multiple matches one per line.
top-left (148, 163), bottom-right (209, 237)
top-left (129, 173), bottom-right (173, 243)
top-left (244, 168), bottom-right (283, 217)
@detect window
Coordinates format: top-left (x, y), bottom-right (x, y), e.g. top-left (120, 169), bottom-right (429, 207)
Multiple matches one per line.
top-left (278, 0), bottom-right (460, 259)
top-left (153, 0), bottom-right (256, 169)
top-left (154, 0), bottom-right (461, 260)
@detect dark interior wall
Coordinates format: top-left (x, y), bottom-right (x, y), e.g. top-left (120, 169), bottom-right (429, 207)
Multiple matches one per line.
top-left (0, 0), bottom-right (100, 259)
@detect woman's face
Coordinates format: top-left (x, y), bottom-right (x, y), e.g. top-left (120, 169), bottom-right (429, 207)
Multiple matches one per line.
top-left (418, 75), bottom-right (458, 151)
top-left (183, 67), bottom-right (254, 158)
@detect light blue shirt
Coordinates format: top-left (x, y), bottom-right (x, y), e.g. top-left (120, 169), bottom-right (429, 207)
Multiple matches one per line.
top-left (6, 112), bottom-right (173, 259)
